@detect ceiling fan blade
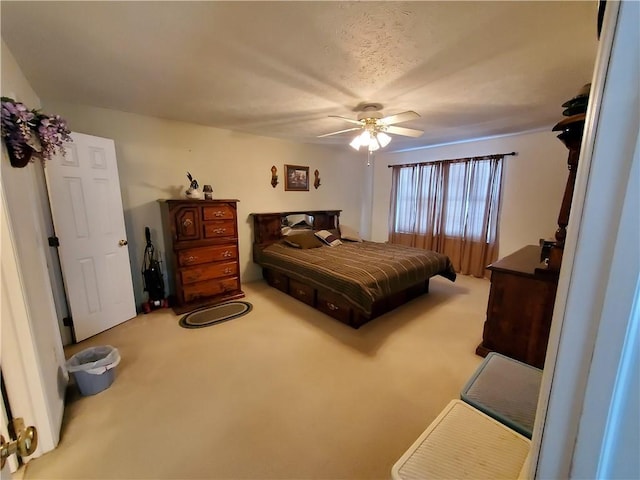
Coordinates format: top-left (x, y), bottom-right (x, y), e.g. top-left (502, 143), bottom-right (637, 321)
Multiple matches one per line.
top-left (328, 115), bottom-right (364, 126)
top-left (384, 125), bottom-right (424, 138)
top-left (379, 111), bottom-right (420, 125)
top-left (317, 127), bottom-right (362, 138)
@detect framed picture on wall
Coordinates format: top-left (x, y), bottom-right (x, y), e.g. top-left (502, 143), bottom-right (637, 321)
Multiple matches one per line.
top-left (284, 164), bottom-right (309, 191)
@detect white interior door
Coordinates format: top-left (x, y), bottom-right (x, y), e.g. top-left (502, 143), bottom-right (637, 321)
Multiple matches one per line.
top-left (45, 132), bottom-right (136, 341)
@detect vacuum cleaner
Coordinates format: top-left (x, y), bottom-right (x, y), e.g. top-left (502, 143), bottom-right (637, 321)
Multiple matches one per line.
top-left (141, 226), bottom-right (168, 313)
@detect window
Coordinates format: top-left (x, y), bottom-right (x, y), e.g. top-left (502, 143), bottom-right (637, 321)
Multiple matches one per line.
top-left (389, 155), bottom-right (504, 277)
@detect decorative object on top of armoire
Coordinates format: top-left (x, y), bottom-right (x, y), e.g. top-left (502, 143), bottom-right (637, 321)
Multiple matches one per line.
top-left (159, 199), bottom-right (244, 314)
top-left (476, 85), bottom-right (589, 368)
top-left (1, 97), bottom-right (72, 167)
top-left (184, 172), bottom-right (202, 199)
top-left (314, 169), bottom-right (321, 189)
top-left (271, 165), bottom-right (278, 188)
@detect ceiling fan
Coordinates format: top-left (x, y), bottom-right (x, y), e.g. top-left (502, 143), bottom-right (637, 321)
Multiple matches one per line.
top-left (318, 103), bottom-right (424, 152)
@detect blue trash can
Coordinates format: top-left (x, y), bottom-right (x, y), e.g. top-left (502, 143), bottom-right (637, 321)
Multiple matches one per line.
top-left (66, 345), bottom-right (121, 396)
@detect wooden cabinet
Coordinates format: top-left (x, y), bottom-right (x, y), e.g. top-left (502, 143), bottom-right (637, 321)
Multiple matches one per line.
top-left (476, 245), bottom-right (558, 368)
top-left (160, 199), bottom-right (244, 314)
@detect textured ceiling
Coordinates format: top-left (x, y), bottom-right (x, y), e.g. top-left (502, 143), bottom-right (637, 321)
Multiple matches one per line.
top-left (1, 1), bottom-right (598, 151)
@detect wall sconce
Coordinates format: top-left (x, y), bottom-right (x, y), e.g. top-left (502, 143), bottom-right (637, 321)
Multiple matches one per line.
top-left (314, 169), bottom-right (321, 189)
top-left (271, 165), bottom-right (278, 188)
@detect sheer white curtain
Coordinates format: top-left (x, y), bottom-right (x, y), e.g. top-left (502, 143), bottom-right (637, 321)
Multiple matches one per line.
top-left (389, 156), bottom-right (504, 277)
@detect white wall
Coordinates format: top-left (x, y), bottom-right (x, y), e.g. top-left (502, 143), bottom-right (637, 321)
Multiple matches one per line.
top-left (42, 101), bottom-right (366, 308)
top-left (371, 129), bottom-right (570, 258)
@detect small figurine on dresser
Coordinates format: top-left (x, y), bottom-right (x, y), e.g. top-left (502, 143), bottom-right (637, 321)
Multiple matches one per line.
top-left (185, 172), bottom-right (202, 199)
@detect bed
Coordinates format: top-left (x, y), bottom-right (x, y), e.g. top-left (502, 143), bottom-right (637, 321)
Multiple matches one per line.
top-left (251, 210), bottom-right (456, 328)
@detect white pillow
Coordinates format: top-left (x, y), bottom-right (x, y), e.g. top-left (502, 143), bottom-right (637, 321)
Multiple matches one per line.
top-left (339, 224), bottom-right (363, 242)
top-left (314, 229), bottom-right (342, 247)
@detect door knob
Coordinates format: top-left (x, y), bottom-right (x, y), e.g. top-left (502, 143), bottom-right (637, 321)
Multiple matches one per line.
top-left (119, 239), bottom-right (128, 246)
top-left (1, 418), bottom-right (38, 469)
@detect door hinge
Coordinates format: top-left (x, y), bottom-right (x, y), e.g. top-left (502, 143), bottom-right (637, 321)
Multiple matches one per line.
top-left (63, 316), bottom-right (73, 327)
top-left (48, 236), bottom-right (60, 247)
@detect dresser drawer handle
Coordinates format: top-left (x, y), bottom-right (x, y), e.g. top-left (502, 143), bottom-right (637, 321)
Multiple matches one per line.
top-left (327, 302), bottom-right (339, 311)
top-left (214, 210), bottom-right (225, 217)
top-left (297, 289), bottom-right (306, 297)
top-left (273, 279), bottom-right (281, 284)
top-left (213, 228), bottom-right (226, 234)
top-left (222, 250), bottom-right (232, 258)
top-left (186, 255), bottom-right (196, 263)
top-left (223, 267), bottom-right (233, 275)
top-left (182, 219), bottom-right (193, 228)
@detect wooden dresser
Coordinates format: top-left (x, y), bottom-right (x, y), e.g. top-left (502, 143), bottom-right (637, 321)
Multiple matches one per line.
top-left (475, 245), bottom-right (559, 368)
top-left (159, 199), bottom-right (244, 314)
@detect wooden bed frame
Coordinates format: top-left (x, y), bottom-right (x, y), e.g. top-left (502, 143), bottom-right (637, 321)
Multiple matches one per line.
top-left (251, 210), bottom-right (430, 328)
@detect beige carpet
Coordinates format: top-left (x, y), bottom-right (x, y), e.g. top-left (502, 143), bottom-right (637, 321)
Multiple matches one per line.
top-left (23, 275), bottom-right (489, 480)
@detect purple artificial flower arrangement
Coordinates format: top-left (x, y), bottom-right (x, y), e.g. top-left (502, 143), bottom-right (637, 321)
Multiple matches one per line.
top-left (1, 97), bottom-right (72, 167)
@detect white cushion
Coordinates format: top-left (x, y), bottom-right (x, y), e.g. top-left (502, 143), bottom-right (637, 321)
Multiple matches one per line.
top-left (340, 224), bottom-right (363, 242)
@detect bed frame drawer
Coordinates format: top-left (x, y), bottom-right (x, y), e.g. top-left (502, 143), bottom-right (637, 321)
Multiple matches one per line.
top-left (264, 269), bottom-right (289, 293)
top-left (289, 279), bottom-right (315, 306)
top-left (317, 291), bottom-right (352, 324)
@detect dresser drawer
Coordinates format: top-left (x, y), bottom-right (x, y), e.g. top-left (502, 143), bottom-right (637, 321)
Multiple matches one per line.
top-left (183, 277), bottom-right (240, 303)
top-left (203, 220), bottom-right (236, 239)
top-left (289, 279), bottom-right (315, 306)
top-left (202, 204), bottom-right (235, 221)
top-left (180, 261), bottom-right (238, 285)
top-left (317, 290), bottom-right (352, 324)
top-left (178, 245), bottom-right (237, 267)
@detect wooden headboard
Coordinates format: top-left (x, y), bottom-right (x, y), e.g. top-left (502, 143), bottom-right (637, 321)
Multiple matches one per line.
top-left (250, 210), bottom-right (341, 252)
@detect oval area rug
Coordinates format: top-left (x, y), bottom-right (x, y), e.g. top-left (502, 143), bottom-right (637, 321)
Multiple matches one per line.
top-left (179, 301), bottom-right (253, 329)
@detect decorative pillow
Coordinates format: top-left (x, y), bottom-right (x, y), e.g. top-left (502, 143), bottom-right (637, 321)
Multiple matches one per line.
top-left (282, 225), bottom-right (311, 236)
top-left (339, 224), bottom-right (363, 242)
top-left (314, 229), bottom-right (343, 247)
top-left (286, 214), bottom-right (314, 227)
top-left (283, 232), bottom-right (324, 249)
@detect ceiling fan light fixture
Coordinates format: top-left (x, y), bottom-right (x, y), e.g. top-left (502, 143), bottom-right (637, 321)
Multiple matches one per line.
top-left (323, 105), bottom-right (422, 152)
top-left (377, 131), bottom-right (391, 147)
top-left (351, 130), bottom-right (372, 150)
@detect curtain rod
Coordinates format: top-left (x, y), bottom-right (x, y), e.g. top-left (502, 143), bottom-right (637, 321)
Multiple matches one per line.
top-left (387, 151), bottom-right (518, 169)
